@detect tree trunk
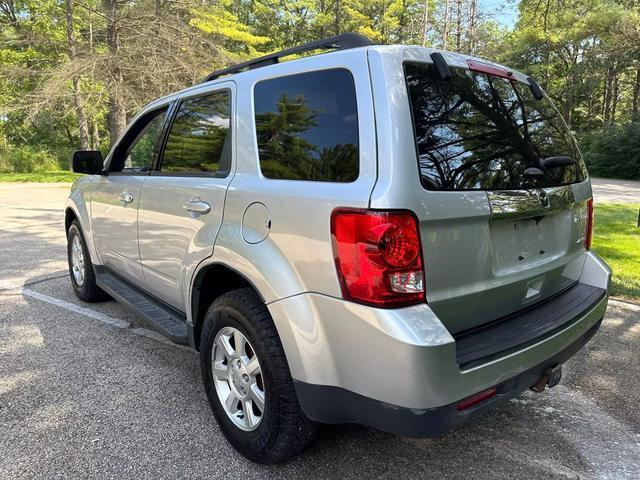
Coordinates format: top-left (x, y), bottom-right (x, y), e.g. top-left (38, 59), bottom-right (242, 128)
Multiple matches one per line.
top-left (603, 65), bottom-right (613, 124)
top-left (89, 117), bottom-right (100, 150)
top-left (398, 0), bottom-right (407, 43)
top-left (468, 0), bottom-right (477, 55)
top-left (319, 0), bottom-right (326, 38)
top-left (63, 125), bottom-right (75, 148)
top-left (611, 72), bottom-right (619, 124)
top-left (442, 0), bottom-right (450, 49)
top-left (455, 0), bottom-right (462, 52)
top-left (632, 64), bottom-right (640, 117)
top-left (334, 0), bottom-right (341, 35)
top-left (65, 0), bottom-right (90, 150)
top-left (103, 0), bottom-right (127, 146)
top-left (421, 0), bottom-right (429, 46)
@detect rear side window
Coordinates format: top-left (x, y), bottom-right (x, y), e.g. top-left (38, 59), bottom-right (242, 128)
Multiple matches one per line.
top-left (404, 61), bottom-right (586, 191)
top-left (161, 91), bottom-right (231, 175)
top-left (253, 69), bottom-right (359, 182)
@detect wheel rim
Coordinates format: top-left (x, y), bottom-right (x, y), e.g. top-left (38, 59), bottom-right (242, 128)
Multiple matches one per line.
top-left (211, 325), bottom-right (265, 431)
top-left (70, 234), bottom-right (85, 286)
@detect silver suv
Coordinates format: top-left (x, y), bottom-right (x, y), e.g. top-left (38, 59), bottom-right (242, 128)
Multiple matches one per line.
top-left (66, 33), bottom-right (611, 463)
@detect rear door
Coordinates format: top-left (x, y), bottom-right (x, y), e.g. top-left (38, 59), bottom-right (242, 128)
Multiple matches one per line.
top-left (137, 83), bottom-right (234, 310)
top-left (369, 49), bottom-right (592, 334)
top-left (91, 107), bottom-right (168, 283)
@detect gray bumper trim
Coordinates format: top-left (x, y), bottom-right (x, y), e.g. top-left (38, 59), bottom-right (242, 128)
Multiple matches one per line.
top-left (455, 282), bottom-right (606, 368)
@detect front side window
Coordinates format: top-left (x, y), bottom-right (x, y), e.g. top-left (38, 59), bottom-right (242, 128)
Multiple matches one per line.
top-left (253, 68), bottom-right (359, 182)
top-left (160, 91), bottom-right (231, 175)
top-left (404, 61), bottom-right (587, 191)
top-left (111, 109), bottom-right (167, 173)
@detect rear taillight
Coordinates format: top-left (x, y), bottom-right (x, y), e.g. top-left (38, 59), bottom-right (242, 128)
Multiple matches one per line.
top-left (330, 209), bottom-right (425, 307)
top-left (585, 199), bottom-right (594, 250)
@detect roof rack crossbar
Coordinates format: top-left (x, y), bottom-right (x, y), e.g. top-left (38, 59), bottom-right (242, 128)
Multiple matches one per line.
top-left (202, 32), bottom-right (374, 82)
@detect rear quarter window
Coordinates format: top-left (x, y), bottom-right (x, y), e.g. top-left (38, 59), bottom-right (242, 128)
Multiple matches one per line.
top-left (253, 68), bottom-right (359, 182)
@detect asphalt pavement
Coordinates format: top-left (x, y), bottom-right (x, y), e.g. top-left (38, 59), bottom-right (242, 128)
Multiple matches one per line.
top-left (0, 182), bottom-right (639, 479)
top-left (591, 178), bottom-right (640, 203)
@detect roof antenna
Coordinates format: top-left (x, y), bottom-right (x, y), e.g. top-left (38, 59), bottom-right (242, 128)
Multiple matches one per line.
top-left (430, 52), bottom-right (452, 81)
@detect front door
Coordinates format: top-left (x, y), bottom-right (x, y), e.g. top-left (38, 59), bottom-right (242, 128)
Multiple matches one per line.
top-left (137, 85), bottom-right (234, 310)
top-left (91, 107), bottom-right (168, 283)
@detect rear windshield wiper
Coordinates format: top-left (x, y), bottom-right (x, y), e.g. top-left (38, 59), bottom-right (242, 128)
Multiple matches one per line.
top-left (524, 156), bottom-right (576, 179)
top-left (523, 167), bottom-right (546, 179)
top-left (541, 156), bottom-right (575, 169)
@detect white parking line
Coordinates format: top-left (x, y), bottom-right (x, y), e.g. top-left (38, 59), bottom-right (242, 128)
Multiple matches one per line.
top-left (20, 286), bottom-right (194, 352)
top-left (21, 288), bottom-right (130, 329)
top-left (17, 279), bottom-right (640, 360)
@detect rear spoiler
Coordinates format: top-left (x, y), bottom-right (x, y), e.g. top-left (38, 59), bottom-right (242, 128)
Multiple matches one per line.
top-left (430, 53), bottom-right (546, 101)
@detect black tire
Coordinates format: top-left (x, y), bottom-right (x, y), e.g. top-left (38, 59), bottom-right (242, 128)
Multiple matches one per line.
top-left (67, 221), bottom-right (109, 302)
top-left (200, 288), bottom-right (318, 464)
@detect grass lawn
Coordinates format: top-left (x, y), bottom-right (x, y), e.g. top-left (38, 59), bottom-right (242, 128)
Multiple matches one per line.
top-left (0, 171), bottom-right (82, 183)
top-left (592, 203), bottom-right (640, 302)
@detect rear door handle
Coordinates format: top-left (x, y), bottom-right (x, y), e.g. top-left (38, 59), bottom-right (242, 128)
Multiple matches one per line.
top-left (183, 199), bottom-right (211, 214)
top-left (120, 192), bottom-right (134, 204)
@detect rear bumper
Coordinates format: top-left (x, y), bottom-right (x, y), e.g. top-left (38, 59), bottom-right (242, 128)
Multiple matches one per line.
top-left (267, 252), bottom-right (610, 434)
top-left (294, 316), bottom-right (602, 437)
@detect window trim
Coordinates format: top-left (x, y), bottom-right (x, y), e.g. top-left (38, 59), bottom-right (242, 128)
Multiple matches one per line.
top-left (104, 106), bottom-right (170, 176)
top-left (252, 67), bottom-right (360, 183)
top-left (152, 87), bottom-right (233, 179)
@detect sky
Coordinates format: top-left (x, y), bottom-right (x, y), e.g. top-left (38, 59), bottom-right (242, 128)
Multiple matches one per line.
top-left (483, 0), bottom-right (520, 29)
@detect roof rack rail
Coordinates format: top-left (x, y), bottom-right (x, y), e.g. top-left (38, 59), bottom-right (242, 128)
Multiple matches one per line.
top-left (202, 32), bottom-right (374, 83)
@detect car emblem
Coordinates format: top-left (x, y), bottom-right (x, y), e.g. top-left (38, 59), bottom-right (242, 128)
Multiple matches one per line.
top-left (537, 189), bottom-right (550, 209)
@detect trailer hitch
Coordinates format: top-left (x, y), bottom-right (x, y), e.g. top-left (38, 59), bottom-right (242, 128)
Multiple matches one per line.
top-left (530, 364), bottom-right (563, 393)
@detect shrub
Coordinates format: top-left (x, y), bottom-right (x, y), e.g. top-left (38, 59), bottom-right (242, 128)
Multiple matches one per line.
top-left (580, 121), bottom-right (640, 180)
top-left (0, 145), bottom-right (60, 173)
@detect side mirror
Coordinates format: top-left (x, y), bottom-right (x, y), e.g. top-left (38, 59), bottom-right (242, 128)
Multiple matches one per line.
top-left (71, 150), bottom-right (104, 174)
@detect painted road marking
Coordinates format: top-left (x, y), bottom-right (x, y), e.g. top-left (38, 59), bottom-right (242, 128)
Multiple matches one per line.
top-left (20, 286), bottom-right (193, 351)
top-left (17, 278), bottom-right (638, 359)
top-left (22, 288), bottom-right (130, 329)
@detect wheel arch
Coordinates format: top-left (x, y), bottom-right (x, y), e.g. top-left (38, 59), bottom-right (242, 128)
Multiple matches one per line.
top-left (65, 207), bottom-right (78, 232)
top-left (65, 187), bottom-right (100, 265)
top-left (190, 262), bottom-right (265, 350)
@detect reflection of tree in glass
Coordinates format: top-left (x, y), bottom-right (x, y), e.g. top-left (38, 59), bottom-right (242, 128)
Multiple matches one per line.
top-left (126, 113), bottom-right (165, 170)
top-left (163, 93), bottom-right (230, 173)
top-left (256, 93), bottom-right (358, 181)
top-left (406, 63), bottom-right (582, 190)
top-left (317, 143), bottom-right (358, 181)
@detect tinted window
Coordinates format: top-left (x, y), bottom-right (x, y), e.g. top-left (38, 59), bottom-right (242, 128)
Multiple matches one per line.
top-left (161, 92), bottom-right (231, 174)
top-left (404, 62), bottom-right (586, 191)
top-left (113, 109), bottom-right (166, 173)
top-left (254, 69), bottom-right (359, 182)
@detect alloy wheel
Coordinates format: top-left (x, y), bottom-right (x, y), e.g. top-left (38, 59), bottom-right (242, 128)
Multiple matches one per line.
top-left (70, 234), bottom-right (85, 286)
top-left (211, 326), bottom-right (265, 431)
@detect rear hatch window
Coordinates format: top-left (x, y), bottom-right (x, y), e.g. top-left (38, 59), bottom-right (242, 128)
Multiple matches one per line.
top-left (404, 61), bottom-right (586, 191)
